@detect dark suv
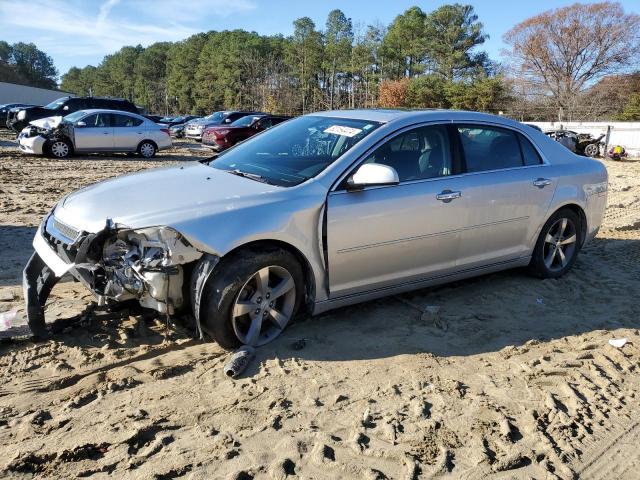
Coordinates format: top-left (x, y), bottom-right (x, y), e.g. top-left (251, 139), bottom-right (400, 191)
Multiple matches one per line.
top-left (7, 96), bottom-right (139, 132)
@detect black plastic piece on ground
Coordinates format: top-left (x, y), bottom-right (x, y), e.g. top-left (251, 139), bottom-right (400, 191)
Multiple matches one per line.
top-left (22, 252), bottom-right (59, 339)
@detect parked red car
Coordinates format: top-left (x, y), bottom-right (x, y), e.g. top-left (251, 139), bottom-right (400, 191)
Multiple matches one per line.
top-left (202, 114), bottom-right (290, 151)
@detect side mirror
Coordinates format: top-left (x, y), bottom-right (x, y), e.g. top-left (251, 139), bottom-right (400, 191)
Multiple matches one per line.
top-left (76, 121), bottom-right (86, 127)
top-left (347, 163), bottom-right (399, 191)
top-left (223, 118), bottom-right (232, 124)
top-left (62, 105), bottom-right (69, 111)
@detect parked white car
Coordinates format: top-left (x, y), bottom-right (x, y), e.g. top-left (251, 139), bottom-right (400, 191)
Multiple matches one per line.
top-left (18, 109), bottom-right (172, 158)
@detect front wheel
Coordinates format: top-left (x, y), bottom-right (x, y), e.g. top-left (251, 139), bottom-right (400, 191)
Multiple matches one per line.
top-left (48, 138), bottom-right (72, 158)
top-left (200, 247), bottom-right (304, 349)
top-left (529, 209), bottom-right (581, 278)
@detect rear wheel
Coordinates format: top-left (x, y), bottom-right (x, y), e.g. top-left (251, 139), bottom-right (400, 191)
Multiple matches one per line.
top-left (48, 138), bottom-right (72, 158)
top-left (529, 209), bottom-right (581, 278)
top-left (199, 247), bottom-right (303, 350)
top-left (138, 141), bottom-right (157, 158)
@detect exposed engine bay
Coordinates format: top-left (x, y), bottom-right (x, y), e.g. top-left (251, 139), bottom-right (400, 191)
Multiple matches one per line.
top-left (98, 227), bottom-right (202, 313)
top-left (24, 215), bottom-right (204, 338)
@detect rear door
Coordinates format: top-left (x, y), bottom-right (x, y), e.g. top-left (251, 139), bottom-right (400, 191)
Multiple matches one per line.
top-left (73, 113), bottom-right (114, 151)
top-left (327, 123), bottom-right (470, 297)
top-left (452, 124), bottom-right (556, 268)
top-left (111, 113), bottom-right (145, 151)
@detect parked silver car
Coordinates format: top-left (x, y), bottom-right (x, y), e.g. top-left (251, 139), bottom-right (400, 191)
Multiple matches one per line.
top-left (24, 110), bottom-right (608, 348)
top-left (18, 109), bottom-right (172, 158)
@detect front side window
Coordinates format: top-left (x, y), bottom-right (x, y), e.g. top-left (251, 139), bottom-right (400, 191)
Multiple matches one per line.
top-left (79, 113), bottom-right (111, 128)
top-left (362, 125), bottom-right (452, 182)
top-left (44, 97), bottom-right (68, 109)
top-left (112, 114), bottom-right (142, 127)
top-left (458, 125), bottom-right (523, 172)
top-left (210, 115), bottom-right (381, 187)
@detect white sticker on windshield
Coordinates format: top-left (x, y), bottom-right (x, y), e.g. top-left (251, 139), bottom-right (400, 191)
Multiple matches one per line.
top-left (323, 125), bottom-right (362, 137)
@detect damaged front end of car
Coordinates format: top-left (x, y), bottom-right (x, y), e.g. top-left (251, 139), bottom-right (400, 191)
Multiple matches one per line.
top-left (18, 117), bottom-right (69, 155)
top-left (23, 212), bottom-right (205, 338)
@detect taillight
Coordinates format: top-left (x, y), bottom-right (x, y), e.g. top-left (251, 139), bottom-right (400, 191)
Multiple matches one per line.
top-left (160, 128), bottom-right (170, 136)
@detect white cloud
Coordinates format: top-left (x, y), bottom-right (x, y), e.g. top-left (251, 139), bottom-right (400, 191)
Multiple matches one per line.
top-left (0, 0), bottom-right (257, 71)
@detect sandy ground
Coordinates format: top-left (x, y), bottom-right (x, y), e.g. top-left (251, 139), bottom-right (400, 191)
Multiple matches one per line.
top-left (0, 129), bottom-right (639, 479)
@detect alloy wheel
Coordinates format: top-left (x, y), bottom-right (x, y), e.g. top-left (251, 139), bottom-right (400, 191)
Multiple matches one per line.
top-left (231, 265), bottom-right (296, 346)
top-left (51, 141), bottom-right (69, 158)
top-left (543, 217), bottom-right (577, 272)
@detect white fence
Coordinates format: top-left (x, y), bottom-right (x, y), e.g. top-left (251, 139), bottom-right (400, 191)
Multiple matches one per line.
top-left (528, 121), bottom-right (640, 157)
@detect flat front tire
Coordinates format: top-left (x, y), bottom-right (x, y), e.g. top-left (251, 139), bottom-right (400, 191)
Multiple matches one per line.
top-left (200, 247), bottom-right (304, 350)
top-left (529, 208), bottom-right (581, 278)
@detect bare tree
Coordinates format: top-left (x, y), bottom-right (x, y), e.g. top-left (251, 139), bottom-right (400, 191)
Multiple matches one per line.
top-left (503, 1), bottom-right (640, 120)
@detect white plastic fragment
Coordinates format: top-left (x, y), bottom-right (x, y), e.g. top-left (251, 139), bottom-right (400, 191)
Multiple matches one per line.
top-left (0, 307), bottom-right (18, 331)
top-left (608, 338), bottom-right (627, 349)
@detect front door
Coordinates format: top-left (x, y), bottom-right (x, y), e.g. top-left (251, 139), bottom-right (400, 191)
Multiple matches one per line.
top-left (73, 113), bottom-right (113, 151)
top-left (326, 124), bottom-right (469, 297)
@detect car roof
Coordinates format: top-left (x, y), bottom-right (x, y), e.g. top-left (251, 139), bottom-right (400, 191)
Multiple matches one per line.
top-left (72, 109), bottom-right (147, 120)
top-left (308, 109), bottom-right (525, 128)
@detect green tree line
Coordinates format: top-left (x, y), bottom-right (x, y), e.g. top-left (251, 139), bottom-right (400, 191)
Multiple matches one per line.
top-left (59, 4), bottom-right (511, 115)
top-left (0, 41), bottom-right (58, 89)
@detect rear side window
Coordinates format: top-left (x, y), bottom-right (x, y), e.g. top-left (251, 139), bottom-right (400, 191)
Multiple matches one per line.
top-left (112, 114), bottom-right (143, 127)
top-left (457, 126), bottom-right (522, 172)
top-left (519, 133), bottom-right (543, 166)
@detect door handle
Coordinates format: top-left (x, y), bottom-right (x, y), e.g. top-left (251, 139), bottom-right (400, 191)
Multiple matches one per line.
top-left (103, 132), bottom-right (109, 135)
top-left (436, 190), bottom-right (462, 202)
top-left (533, 178), bottom-right (552, 188)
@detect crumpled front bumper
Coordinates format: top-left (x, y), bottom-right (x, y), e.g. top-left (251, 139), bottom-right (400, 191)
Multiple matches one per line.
top-left (18, 134), bottom-right (46, 155)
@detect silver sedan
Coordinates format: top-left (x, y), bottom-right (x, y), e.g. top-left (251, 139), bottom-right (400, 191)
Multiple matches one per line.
top-left (18, 109), bottom-right (172, 158)
top-left (24, 110), bottom-right (608, 348)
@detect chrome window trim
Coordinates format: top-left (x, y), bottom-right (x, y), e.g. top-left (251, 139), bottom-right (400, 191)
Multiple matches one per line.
top-left (329, 119), bottom-right (551, 195)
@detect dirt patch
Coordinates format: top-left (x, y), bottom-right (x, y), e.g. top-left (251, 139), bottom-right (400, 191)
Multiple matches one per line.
top-left (1, 129), bottom-right (639, 478)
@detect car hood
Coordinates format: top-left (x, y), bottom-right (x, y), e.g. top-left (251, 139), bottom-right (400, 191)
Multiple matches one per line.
top-left (29, 116), bottom-right (63, 129)
top-left (54, 161), bottom-right (283, 234)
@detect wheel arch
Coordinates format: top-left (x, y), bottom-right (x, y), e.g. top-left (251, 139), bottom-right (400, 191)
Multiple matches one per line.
top-left (546, 203), bottom-right (588, 247)
top-left (221, 239), bottom-right (317, 313)
top-left (137, 139), bottom-right (158, 151)
top-left (45, 135), bottom-right (74, 156)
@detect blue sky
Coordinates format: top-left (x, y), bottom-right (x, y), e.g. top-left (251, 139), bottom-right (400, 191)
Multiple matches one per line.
top-left (1, 0), bottom-right (639, 77)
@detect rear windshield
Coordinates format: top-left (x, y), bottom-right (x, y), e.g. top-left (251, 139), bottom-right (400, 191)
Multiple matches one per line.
top-left (210, 115), bottom-right (381, 187)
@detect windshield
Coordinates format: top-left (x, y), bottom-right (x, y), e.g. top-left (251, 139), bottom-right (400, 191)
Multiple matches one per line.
top-left (231, 115), bottom-right (262, 127)
top-left (210, 115), bottom-right (381, 187)
top-left (63, 111), bottom-right (86, 123)
top-left (205, 111), bottom-right (226, 123)
top-left (44, 97), bottom-right (68, 110)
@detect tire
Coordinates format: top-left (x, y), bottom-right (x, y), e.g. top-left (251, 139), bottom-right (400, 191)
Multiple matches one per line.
top-left (584, 143), bottom-right (599, 157)
top-left (138, 140), bottom-right (157, 158)
top-left (199, 247), bottom-right (304, 350)
top-left (528, 208), bottom-right (582, 278)
top-left (48, 138), bottom-right (72, 158)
